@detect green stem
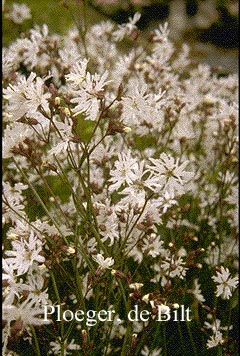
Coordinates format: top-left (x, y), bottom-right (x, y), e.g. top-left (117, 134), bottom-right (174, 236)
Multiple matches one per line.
top-left (120, 322), bottom-right (132, 356)
top-left (36, 167), bottom-right (72, 229)
top-left (120, 193), bottom-right (154, 257)
top-left (53, 155), bottom-right (87, 220)
top-left (2, 196), bottom-right (54, 246)
top-left (132, 319), bottom-right (154, 356)
top-left (13, 158), bottom-right (69, 245)
top-left (217, 345), bottom-right (223, 356)
top-left (118, 279), bottom-right (128, 311)
top-left (76, 168), bottom-right (108, 255)
top-left (177, 320), bottom-right (185, 354)
top-left (162, 324), bottom-right (167, 356)
top-left (186, 321), bottom-right (198, 356)
top-left (30, 325), bottom-right (41, 356)
top-left (50, 270), bottom-right (64, 339)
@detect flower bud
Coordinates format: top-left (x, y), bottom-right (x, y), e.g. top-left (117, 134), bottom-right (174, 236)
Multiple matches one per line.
top-left (7, 232), bottom-right (18, 240)
top-left (66, 246), bottom-right (75, 255)
top-left (131, 333), bottom-right (138, 349)
top-left (54, 97), bottom-right (61, 105)
top-left (129, 283), bottom-right (143, 290)
top-left (142, 293), bottom-right (150, 303)
top-left (123, 126), bottom-right (132, 133)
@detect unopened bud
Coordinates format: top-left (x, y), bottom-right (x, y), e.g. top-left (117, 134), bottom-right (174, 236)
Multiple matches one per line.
top-left (203, 94), bottom-right (216, 105)
top-left (7, 232), bottom-right (18, 240)
top-left (117, 83), bottom-right (124, 100)
top-left (150, 233), bottom-right (157, 238)
top-left (131, 333), bottom-right (138, 349)
top-left (39, 263), bottom-right (47, 271)
top-left (142, 293), bottom-right (150, 303)
top-left (111, 269), bottom-right (116, 276)
top-left (129, 283), bottom-right (143, 290)
top-left (224, 119), bottom-right (231, 126)
top-left (54, 97), bottom-right (61, 105)
top-left (64, 108), bottom-right (71, 116)
top-left (123, 126), bottom-right (132, 133)
top-left (81, 329), bottom-right (88, 347)
top-left (66, 246), bottom-right (75, 255)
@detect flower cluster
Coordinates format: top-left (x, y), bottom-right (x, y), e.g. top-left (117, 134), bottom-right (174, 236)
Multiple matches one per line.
top-left (2, 4), bottom-right (238, 356)
top-left (4, 2), bottom-right (31, 24)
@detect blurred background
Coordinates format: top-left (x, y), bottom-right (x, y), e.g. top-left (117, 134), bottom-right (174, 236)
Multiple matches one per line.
top-left (3, 0), bottom-right (239, 73)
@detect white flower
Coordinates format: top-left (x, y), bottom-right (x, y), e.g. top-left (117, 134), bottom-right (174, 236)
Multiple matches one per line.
top-left (129, 283), bottom-right (143, 290)
top-left (192, 279), bottom-right (205, 303)
top-left (158, 190), bottom-right (177, 213)
top-left (204, 318), bottom-right (233, 333)
top-left (49, 338), bottom-right (80, 355)
top-left (3, 296), bottom-right (51, 326)
top-left (5, 231), bottom-right (45, 276)
top-left (212, 266), bottom-right (238, 299)
top-left (108, 151), bottom-right (138, 191)
top-left (48, 119), bottom-right (73, 156)
top-left (25, 266), bottom-right (50, 305)
top-left (3, 72), bottom-right (50, 122)
top-left (92, 253), bottom-right (114, 269)
top-left (65, 59), bottom-right (89, 86)
top-left (2, 258), bottom-right (27, 304)
top-left (5, 3), bottom-right (31, 24)
top-left (121, 82), bottom-right (165, 134)
top-left (161, 255), bottom-right (188, 279)
top-left (142, 235), bottom-right (164, 258)
top-left (113, 12), bottom-right (141, 41)
top-left (206, 330), bottom-right (224, 349)
top-left (68, 69), bottom-right (111, 120)
top-left (153, 22), bottom-right (170, 42)
top-left (2, 182), bottom-right (28, 222)
top-left (141, 345), bottom-right (162, 356)
top-left (147, 153), bottom-right (194, 195)
top-left (94, 200), bottom-right (119, 246)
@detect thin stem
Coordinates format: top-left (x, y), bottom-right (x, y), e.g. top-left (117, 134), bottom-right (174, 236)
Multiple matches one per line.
top-left (75, 160), bottom-right (108, 255)
top-left (132, 319), bottom-right (154, 356)
top-left (2, 196), bottom-right (55, 246)
top-left (217, 345), bottom-right (223, 356)
top-left (186, 321), bottom-right (198, 356)
top-left (30, 325), bottom-right (41, 356)
top-left (50, 271), bottom-right (65, 341)
top-left (35, 167), bottom-right (72, 229)
top-left (162, 324), bottom-right (167, 356)
top-left (64, 0), bottom-right (88, 57)
top-left (120, 322), bottom-right (132, 356)
top-left (12, 157), bottom-right (69, 245)
top-left (120, 193), bottom-right (154, 256)
top-left (177, 320), bottom-right (185, 354)
top-left (53, 155), bottom-right (87, 220)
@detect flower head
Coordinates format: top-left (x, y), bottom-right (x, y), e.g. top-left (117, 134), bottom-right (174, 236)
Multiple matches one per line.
top-left (92, 253), bottom-right (114, 269)
top-left (212, 266), bottom-right (238, 299)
